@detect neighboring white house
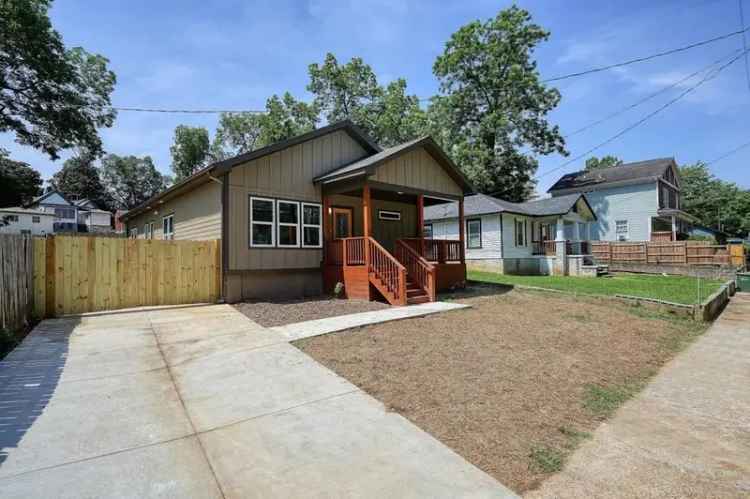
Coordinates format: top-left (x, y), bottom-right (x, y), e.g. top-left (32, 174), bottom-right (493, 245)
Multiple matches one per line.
top-left (424, 193), bottom-right (597, 275)
top-left (26, 191), bottom-right (113, 234)
top-left (73, 199), bottom-right (112, 233)
top-left (0, 207), bottom-right (56, 236)
top-left (547, 158), bottom-right (696, 241)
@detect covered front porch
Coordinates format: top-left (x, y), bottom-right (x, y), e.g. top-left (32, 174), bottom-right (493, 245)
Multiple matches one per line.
top-left (650, 209), bottom-right (697, 241)
top-left (530, 215), bottom-right (593, 257)
top-left (321, 181), bottom-right (466, 305)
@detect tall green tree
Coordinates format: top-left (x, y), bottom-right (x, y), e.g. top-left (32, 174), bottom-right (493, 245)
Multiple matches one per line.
top-left (584, 155), bottom-right (623, 171)
top-left (680, 162), bottom-right (750, 236)
top-left (0, 149), bottom-right (42, 207)
top-left (100, 154), bottom-right (167, 209)
top-left (431, 6), bottom-right (566, 201)
top-left (211, 93), bottom-right (318, 159)
top-left (170, 125), bottom-right (209, 181)
top-left (1, 0), bottom-right (116, 159)
top-left (49, 150), bottom-right (112, 209)
top-left (374, 79), bottom-right (427, 147)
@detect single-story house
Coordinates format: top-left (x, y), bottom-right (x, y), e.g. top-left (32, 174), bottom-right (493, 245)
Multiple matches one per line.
top-left (424, 192), bottom-right (597, 275)
top-left (547, 158), bottom-right (697, 242)
top-left (122, 120), bottom-right (474, 305)
top-left (0, 207), bottom-right (56, 236)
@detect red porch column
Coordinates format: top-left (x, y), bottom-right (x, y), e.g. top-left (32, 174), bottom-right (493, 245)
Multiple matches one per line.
top-left (458, 197), bottom-right (466, 265)
top-left (417, 194), bottom-right (425, 256)
top-left (363, 184), bottom-right (371, 269)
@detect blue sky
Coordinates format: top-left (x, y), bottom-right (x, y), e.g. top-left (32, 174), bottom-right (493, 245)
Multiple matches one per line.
top-left (2, 0), bottom-right (748, 195)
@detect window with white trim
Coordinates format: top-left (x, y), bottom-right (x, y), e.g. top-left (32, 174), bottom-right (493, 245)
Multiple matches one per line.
top-left (250, 197), bottom-right (275, 247)
top-left (467, 219), bottom-right (482, 249)
top-left (615, 220), bottom-right (628, 241)
top-left (277, 200), bottom-right (300, 247)
top-left (378, 210), bottom-right (401, 221)
top-left (515, 218), bottom-right (526, 246)
top-left (129, 227), bottom-right (138, 239)
top-left (301, 202), bottom-right (322, 248)
top-left (32, 216), bottom-right (40, 223)
top-left (5, 215), bottom-right (18, 223)
top-left (162, 214), bottom-right (174, 240)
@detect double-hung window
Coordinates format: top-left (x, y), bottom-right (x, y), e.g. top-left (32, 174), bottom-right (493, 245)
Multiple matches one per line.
top-left (301, 202), bottom-right (322, 248)
top-left (466, 219), bottom-right (482, 249)
top-left (32, 216), bottom-right (40, 223)
top-left (277, 200), bottom-right (300, 248)
top-left (515, 218), bottom-right (526, 246)
top-left (615, 220), bottom-right (628, 241)
top-left (250, 197), bottom-right (275, 247)
top-left (162, 214), bottom-right (174, 240)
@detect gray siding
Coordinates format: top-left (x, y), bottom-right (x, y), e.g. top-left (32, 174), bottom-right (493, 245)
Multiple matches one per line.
top-left (584, 182), bottom-right (658, 241)
top-left (228, 130), bottom-right (369, 270)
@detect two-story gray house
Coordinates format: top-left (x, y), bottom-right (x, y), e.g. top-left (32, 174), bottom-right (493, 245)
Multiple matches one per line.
top-left (547, 158), bottom-right (696, 242)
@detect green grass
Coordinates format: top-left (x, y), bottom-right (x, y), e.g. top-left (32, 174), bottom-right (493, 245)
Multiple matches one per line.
top-left (528, 446), bottom-right (564, 473)
top-left (582, 379), bottom-right (648, 418)
top-left (468, 270), bottom-right (723, 305)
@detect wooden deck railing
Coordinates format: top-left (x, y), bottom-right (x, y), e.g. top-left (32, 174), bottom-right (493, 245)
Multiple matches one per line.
top-left (532, 240), bottom-right (592, 256)
top-left (399, 238), bottom-right (462, 263)
top-left (532, 240), bottom-right (557, 256)
top-left (344, 237), bottom-right (365, 266)
top-left (395, 240), bottom-right (436, 301)
top-left (367, 237), bottom-right (406, 304)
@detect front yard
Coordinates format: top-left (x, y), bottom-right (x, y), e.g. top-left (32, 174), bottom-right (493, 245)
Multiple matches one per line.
top-left (469, 270), bottom-right (724, 305)
top-left (295, 287), bottom-right (707, 493)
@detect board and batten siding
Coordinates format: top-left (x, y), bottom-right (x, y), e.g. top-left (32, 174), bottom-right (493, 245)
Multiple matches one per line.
top-left (127, 180), bottom-right (222, 240)
top-left (429, 213), bottom-right (503, 259)
top-left (583, 182), bottom-right (657, 241)
top-left (228, 130), bottom-right (369, 270)
top-left (371, 148), bottom-right (463, 197)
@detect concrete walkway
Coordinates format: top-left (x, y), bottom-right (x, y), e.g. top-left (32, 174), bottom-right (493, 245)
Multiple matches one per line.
top-left (271, 301), bottom-right (469, 341)
top-left (528, 293), bottom-right (750, 499)
top-left (0, 304), bottom-right (516, 498)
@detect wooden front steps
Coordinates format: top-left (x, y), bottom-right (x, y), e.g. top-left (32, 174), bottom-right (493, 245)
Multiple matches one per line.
top-left (406, 280), bottom-right (430, 304)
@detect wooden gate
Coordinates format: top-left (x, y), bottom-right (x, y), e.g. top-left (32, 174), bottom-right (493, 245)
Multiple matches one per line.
top-left (33, 235), bottom-right (221, 317)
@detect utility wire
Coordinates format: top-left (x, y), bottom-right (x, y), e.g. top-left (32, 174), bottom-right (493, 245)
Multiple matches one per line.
top-left (705, 139), bottom-right (750, 165)
top-left (563, 49), bottom-right (741, 138)
top-left (536, 48), bottom-right (748, 180)
top-left (740, 0), bottom-right (750, 90)
top-left (542, 27), bottom-right (749, 82)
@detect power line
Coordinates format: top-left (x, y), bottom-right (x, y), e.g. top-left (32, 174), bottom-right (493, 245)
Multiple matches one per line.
top-left (740, 0), bottom-right (750, 90)
top-left (564, 50), bottom-right (740, 138)
top-left (110, 106), bottom-right (267, 114)
top-left (542, 27), bottom-right (749, 82)
top-left (536, 48), bottom-right (748, 180)
top-left (705, 139), bottom-right (750, 165)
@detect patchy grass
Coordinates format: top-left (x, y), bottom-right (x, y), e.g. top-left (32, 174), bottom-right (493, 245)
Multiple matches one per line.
top-left (529, 446), bottom-right (564, 474)
top-left (469, 270), bottom-right (723, 305)
top-left (296, 287), bottom-right (708, 492)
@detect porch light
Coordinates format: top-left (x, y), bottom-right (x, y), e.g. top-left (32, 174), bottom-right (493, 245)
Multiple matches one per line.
top-left (397, 191), bottom-right (403, 195)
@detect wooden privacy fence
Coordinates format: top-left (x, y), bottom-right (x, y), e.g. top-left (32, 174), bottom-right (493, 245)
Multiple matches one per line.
top-left (591, 240), bottom-right (745, 267)
top-left (32, 235), bottom-right (221, 318)
top-left (0, 235), bottom-right (34, 331)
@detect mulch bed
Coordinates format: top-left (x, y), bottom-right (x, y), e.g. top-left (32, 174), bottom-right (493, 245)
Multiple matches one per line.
top-left (295, 287), bottom-right (706, 493)
top-left (232, 296), bottom-right (389, 328)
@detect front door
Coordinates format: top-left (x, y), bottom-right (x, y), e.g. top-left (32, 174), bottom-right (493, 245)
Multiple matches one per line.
top-left (332, 208), bottom-right (353, 239)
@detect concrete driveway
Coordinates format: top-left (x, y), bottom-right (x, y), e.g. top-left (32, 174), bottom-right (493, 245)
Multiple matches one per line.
top-left (0, 304), bottom-right (516, 498)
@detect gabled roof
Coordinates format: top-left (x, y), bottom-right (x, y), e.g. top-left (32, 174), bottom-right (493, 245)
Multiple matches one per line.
top-left (313, 136), bottom-right (474, 194)
top-left (424, 193), bottom-right (595, 221)
top-left (28, 190), bottom-right (73, 207)
top-left (121, 120), bottom-right (381, 221)
top-left (547, 158), bottom-right (677, 193)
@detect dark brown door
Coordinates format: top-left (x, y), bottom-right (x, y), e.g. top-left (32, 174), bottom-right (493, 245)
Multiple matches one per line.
top-left (332, 208), bottom-right (353, 239)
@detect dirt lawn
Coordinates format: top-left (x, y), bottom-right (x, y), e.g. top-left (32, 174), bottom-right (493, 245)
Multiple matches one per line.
top-left (295, 286), bottom-right (706, 494)
top-left (233, 296), bottom-right (389, 327)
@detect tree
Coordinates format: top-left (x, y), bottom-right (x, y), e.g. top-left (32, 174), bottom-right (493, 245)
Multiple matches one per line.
top-left (170, 126), bottom-right (209, 181)
top-left (0, 149), bottom-right (42, 207)
top-left (584, 155), bottom-right (623, 171)
top-left (1, 0), bottom-right (116, 159)
top-left (431, 6), bottom-right (566, 202)
top-left (100, 154), bottom-right (168, 209)
top-left (307, 53), bottom-right (426, 147)
top-left (680, 162), bottom-right (750, 236)
top-left (211, 93), bottom-right (318, 159)
top-left (49, 150), bottom-right (112, 209)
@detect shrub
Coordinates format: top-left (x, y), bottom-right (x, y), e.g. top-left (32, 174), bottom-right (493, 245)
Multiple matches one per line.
top-left (333, 282), bottom-right (345, 298)
top-left (0, 328), bottom-right (19, 360)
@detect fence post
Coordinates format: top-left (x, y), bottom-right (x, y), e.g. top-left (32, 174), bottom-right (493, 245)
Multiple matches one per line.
top-left (644, 242), bottom-right (649, 263)
top-left (44, 236), bottom-right (55, 318)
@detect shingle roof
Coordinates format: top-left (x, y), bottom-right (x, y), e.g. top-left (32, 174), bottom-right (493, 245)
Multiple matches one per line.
top-left (424, 192), bottom-right (591, 221)
top-left (547, 158), bottom-right (676, 192)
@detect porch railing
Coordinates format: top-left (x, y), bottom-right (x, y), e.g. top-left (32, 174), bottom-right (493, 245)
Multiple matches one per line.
top-left (532, 240), bottom-right (592, 256)
top-left (344, 237), bottom-right (366, 266)
top-left (367, 237), bottom-right (406, 303)
top-left (395, 240), bottom-right (436, 301)
top-left (532, 240), bottom-right (557, 256)
top-left (399, 238), bottom-right (462, 263)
